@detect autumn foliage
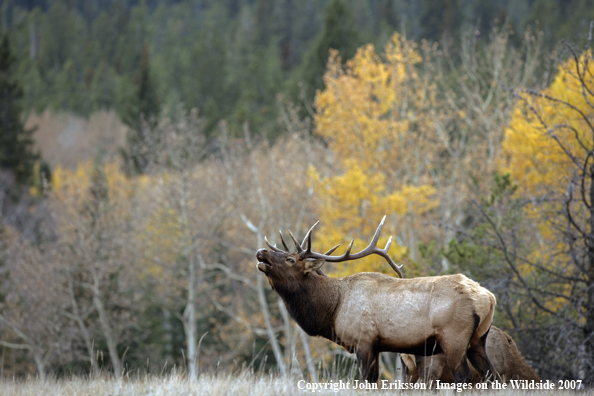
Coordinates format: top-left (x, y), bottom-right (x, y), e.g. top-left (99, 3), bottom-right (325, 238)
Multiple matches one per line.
top-left (2, 27), bottom-right (594, 383)
top-left (311, 33), bottom-right (442, 275)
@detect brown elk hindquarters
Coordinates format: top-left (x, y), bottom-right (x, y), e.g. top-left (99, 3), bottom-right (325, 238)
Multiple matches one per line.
top-left (466, 322), bottom-right (496, 381)
top-left (436, 321), bottom-right (476, 384)
top-left (401, 325), bottom-right (539, 384)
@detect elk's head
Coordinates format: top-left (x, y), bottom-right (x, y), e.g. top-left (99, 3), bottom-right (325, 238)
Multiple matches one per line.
top-left (256, 216), bottom-right (403, 288)
top-left (256, 223), bottom-right (327, 289)
top-left (256, 249), bottom-right (326, 288)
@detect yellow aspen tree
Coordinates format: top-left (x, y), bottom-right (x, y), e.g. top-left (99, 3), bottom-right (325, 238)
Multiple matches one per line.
top-left (500, 47), bottom-right (594, 381)
top-left (501, 49), bottom-right (594, 269)
top-left (502, 51), bottom-right (594, 198)
top-left (311, 33), bottom-right (440, 275)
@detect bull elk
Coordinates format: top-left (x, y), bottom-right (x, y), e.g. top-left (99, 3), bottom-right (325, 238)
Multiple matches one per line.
top-left (401, 325), bottom-right (539, 383)
top-left (255, 217), bottom-right (497, 384)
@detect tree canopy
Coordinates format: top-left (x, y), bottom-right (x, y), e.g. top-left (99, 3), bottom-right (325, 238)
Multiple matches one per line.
top-left (0, 33), bottom-right (38, 184)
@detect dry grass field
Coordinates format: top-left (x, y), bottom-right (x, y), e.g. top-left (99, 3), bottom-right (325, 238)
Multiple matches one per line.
top-left (0, 372), bottom-right (590, 396)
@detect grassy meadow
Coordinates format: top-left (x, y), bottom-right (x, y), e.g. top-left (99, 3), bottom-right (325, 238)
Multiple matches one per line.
top-left (0, 372), bottom-right (590, 396)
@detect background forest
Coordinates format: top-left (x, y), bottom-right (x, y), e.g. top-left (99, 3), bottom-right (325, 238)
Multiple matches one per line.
top-left (1, 0), bottom-right (594, 386)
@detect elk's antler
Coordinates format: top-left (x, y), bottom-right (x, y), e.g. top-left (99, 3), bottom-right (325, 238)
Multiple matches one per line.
top-left (286, 216), bottom-right (403, 278)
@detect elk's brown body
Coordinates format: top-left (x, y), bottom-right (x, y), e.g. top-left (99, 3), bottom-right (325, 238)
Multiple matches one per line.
top-left (255, 218), bottom-right (497, 384)
top-left (402, 325), bottom-right (539, 383)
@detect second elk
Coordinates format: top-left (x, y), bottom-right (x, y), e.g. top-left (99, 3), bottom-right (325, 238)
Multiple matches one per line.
top-left (255, 217), bottom-right (497, 384)
top-left (401, 325), bottom-right (539, 383)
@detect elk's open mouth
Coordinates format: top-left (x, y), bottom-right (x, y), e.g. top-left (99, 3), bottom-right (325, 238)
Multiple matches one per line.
top-left (256, 250), bottom-right (272, 272)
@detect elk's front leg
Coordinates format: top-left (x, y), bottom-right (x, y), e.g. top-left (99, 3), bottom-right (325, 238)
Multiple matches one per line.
top-left (356, 347), bottom-right (379, 384)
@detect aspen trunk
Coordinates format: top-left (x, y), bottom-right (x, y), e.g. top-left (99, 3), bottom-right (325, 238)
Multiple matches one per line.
top-left (179, 176), bottom-right (198, 380)
top-left (67, 276), bottom-right (99, 374)
top-left (32, 351), bottom-right (45, 381)
top-left (92, 273), bottom-right (122, 376)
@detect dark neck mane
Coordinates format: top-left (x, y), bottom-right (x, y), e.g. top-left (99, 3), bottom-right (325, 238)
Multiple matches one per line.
top-left (274, 275), bottom-right (342, 341)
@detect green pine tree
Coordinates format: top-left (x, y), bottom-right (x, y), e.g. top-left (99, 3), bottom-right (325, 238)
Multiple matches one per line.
top-left (300, 0), bottom-right (361, 97)
top-left (418, 0), bottom-right (462, 42)
top-left (120, 42), bottom-right (160, 174)
top-left (122, 42), bottom-right (160, 133)
top-left (0, 33), bottom-right (38, 185)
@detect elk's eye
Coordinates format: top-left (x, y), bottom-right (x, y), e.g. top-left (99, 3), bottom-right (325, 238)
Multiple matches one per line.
top-left (286, 257), bottom-right (295, 264)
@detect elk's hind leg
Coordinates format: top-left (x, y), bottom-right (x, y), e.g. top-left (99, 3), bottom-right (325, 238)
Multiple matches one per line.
top-left (438, 329), bottom-right (474, 384)
top-left (467, 327), bottom-right (497, 381)
top-left (441, 347), bottom-right (472, 384)
top-left (415, 354), bottom-right (446, 388)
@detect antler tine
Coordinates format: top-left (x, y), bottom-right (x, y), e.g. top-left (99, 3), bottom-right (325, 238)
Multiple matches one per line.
top-left (288, 230), bottom-right (304, 253)
top-left (343, 239), bottom-right (354, 258)
top-left (384, 236), bottom-right (393, 252)
top-left (298, 216), bottom-right (404, 278)
top-left (301, 221), bottom-right (320, 253)
top-left (279, 231), bottom-right (290, 252)
top-left (324, 244), bottom-right (341, 255)
top-left (377, 236), bottom-right (403, 278)
top-left (265, 236), bottom-right (284, 253)
top-left (370, 215), bottom-right (386, 246)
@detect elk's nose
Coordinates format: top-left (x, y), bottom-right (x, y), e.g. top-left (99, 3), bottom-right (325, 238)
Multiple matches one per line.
top-left (256, 249), bottom-right (267, 260)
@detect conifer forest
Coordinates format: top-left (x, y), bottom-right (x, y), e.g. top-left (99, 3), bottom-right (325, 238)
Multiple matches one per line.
top-left (1, 0), bottom-right (594, 387)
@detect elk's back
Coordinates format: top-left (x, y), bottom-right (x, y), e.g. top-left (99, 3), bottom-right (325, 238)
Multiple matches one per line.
top-left (332, 273), bottom-right (495, 354)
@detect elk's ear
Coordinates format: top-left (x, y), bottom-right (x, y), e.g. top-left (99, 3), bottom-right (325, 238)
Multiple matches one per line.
top-left (303, 259), bottom-right (325, 275)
